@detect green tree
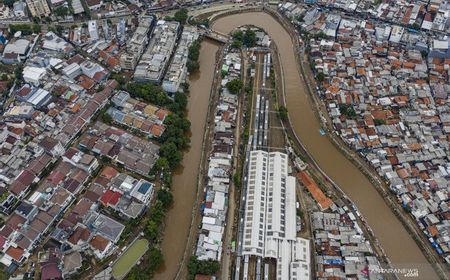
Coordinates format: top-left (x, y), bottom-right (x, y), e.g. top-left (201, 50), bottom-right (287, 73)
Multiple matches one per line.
top-left (10, 24), bottom-right (31, 35)
top-left (187, 60), bottom-right (199, 73)
top-left (150, 201), bottom-right (165, 225)
top-left (54, 6), bottom-right (69, 17)
top-left (233, 172), bottom-right (241, 188)
top-left (56, 25), bottom-right (64, 35)
top-left (242, 29), bottom-right (256, 48)
top-left (316, 72), bottom-right (325, 82)
top-left (226, 79), bottom-right (243, 94)
top-left (373, 118), bottom-right (386, 126)
top-left (148, 248), bottom-right (164, 271)
top-left (111, 73), bottom-right (126, 84)
top-left (32, 24), bottom-right (41, 33)
top-left (339, 104), bottom-right (357, 119)
top-left (231, 39), bottom-right (242, 49)
top-left (160, 142), bottom-right (183, 169)
top-left (173, 8), bottom-right (189, 24)
top-left (14, 65), bottom-right (23, 80)
top-left (232, 29), bottom-right (256, 48)
top-left (187, 256), bottom-right (220, 276)
top-left (157, 189), bottom-right (173, 209)
top-left (144, 220), bottom-right (159, 243)
top-left (154, 157), bottom-right (169, 172)
top-left (101, 111), bottom-right (112, 124)
top-left (0, 267), bottom-right (8, 280)
top-left (3, 0), bottom-right (15, 7)
top-left (186, 39), bottom-right (201, 73)
top-left (278, 105), bottom-right (288, 121)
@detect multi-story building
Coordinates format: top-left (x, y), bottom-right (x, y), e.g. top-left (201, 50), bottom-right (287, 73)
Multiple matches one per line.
top-left (119, 16), bottom-right (153, 70)
top-left (162, 26), bottom-right (199, 94)
top-left (25, 0), bottom-right (50, 17)
top-left (134, 21), bottom-right (180, 83)
top-left (241, 150), bottom-right (311, 280)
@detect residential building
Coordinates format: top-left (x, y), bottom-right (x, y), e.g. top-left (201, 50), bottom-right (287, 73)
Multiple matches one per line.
top-left (134, 20), bottom-right (180, 83)
top-left (25, 0), bottom-right (50, 17)
top-left (119, 16), bottom-right (153, 70)
top-left (162, 26), bottom-right (199, 94)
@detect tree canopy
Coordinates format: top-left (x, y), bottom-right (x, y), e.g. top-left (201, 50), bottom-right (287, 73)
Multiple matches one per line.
top-left (226, 79), bottom-right (243, 95)
top-left (278, 105), bottom-right (288, 121)
top-left (173, 8), bottom-right (189, 24)
top-left (232, 29), bottom-right (257, 48)
top-left (188, 256), bottom-right (220, 278)
top-left (187, 39), bottom-right (201, 73)
top-left (54, 6), bottom-right (70, 17)
top-left (339, 104), bottom-right (356, 119)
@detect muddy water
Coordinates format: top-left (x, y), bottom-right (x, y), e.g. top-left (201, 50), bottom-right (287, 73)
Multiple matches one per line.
top-left (153, 41), bottom-right (219, 280)
top-left (212, 12), bottom-right (438, 279)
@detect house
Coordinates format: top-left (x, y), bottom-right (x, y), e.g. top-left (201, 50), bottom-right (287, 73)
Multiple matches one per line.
top-left (40, 261), bottom-right (62, 280)
top-left (39, 137), bottom-right (64, 157)
top-left (89, 235), bottom-right (112, 259)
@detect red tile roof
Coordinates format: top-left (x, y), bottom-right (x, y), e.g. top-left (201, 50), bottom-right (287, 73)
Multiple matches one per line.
top-left (6, 246), bottom-right (24, 261)
top-left (100, 190), bottom-right (121, 206)
top-left (89, 235), bottom-right (109, 251)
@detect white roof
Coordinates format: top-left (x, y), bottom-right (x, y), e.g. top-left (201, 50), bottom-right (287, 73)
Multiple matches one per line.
top-left (23, 66), bottom-right (46, 82)
top-left (27, 88), bottom-right (50, 106)
top-left (3, 38), bottom-right (30, 55)
top-left (433, 40), bottom-right (449, 50)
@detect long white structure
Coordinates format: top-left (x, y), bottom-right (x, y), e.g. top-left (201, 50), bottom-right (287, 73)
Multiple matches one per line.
top-left (242, 150), bottom-right (311, 280)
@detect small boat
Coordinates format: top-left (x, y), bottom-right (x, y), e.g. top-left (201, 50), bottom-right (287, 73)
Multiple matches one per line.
top-left (319, 128), bottom-right (326, 136)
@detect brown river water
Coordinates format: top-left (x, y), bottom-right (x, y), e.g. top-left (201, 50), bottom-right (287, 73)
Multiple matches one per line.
top-left (153, 11), bottom-right (439, 280)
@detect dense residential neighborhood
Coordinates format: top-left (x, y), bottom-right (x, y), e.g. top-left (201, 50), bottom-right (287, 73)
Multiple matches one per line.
top-left (279, 0), bottom-right (450, 263)
top-left (0, 0), bottom-right (448, 279)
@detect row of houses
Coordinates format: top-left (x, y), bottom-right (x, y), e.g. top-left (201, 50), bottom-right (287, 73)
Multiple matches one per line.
top-left (195, 50), bottom-right (240, 262)
top-left (79, 121), bottom-right (160, 177)
top-left (107, 90), bottom-right (169, 138)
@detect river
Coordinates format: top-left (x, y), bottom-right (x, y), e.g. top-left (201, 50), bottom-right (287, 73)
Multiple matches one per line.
top-left (213, 11), bottom-right (438, 280)
top-left (154, 11), bottom-right (439, 280)
top-left (153, 41), bottom-right (219, 280)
